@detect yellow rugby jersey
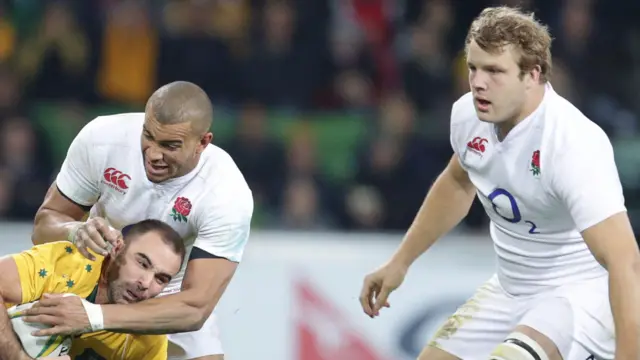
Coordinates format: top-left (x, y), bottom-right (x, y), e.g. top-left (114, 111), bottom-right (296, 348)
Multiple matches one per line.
top-left (8, 241), bottom-right (167, 360)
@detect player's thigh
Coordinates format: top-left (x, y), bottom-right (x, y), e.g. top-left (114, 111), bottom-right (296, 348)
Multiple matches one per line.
top-left (426, 275), bottom-right (518, 359)
top-left (514, 284), bottom-right (611, 360)
top-left (566, 278), bottom-right (614, 359)
top-left (518, 279), bottom-right (613, 360)
top-left (565, 341), bottom-right (598, 360)
top-left (513, 295), bottom-right (572, 360)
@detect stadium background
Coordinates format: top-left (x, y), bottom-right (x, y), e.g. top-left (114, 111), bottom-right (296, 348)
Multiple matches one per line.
top-left (0, 0), bottom-right (638, 359)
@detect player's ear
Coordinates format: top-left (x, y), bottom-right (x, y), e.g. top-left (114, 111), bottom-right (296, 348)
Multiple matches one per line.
top-left (528, 65), bottom-right (542, 86)
top-left (196, 132), bottom-right (213, 154)
top-left (112, 238), bottom-right (125, 255)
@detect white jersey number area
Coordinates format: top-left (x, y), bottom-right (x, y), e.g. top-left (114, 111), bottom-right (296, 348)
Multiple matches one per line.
top-left (450, 85), bottom-right (625, 295)
top-left (483, 188), bottom-right (539, 234)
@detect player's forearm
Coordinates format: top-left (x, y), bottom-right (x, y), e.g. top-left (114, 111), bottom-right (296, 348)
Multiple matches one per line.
top-left (32, 208), bottom-right (81, 245)
top-left (391, 169), bottom-right (475, 268)
top-left (0, 295), bottom-right (33, 360)
top-left (609, 261), bottom-right (640, 359)
top-left (101, 291), bottom-right (207, 334)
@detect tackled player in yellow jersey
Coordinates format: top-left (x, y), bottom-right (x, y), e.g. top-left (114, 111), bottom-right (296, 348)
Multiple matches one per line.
top-left (1, 219), bottom-right (186, 360)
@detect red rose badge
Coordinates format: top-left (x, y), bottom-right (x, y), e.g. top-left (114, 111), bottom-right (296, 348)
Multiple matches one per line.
top-left (530, 150), bottom-right (540, 176)
top-left (171, 197), bottom-right (192, 222)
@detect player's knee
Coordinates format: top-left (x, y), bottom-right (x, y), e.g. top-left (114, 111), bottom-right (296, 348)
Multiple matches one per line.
top-left (488, 332), bottom-right (549, 360)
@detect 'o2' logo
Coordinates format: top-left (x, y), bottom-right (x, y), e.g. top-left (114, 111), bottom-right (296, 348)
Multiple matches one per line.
top-left (487, 188), bottom-right (539, 234)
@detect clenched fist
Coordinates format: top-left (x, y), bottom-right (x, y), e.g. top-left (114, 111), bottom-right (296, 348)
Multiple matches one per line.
top-left (359, 261), bottom-right (408, 318)
top-left (69, 217), bottom-right (121, 260)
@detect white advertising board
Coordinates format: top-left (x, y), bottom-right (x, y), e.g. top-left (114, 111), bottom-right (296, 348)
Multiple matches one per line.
top-left (215, 231), bottom-right (496, 360)
top-left (0, 224), bottom-right (497, 360)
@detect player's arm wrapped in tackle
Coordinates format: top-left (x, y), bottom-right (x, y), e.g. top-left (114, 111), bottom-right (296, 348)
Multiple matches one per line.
top-left (10, 220), bottom-right (185, 360)
top-left (24, 205), bottom-right (251, 336)
top-left (94, 202), bottom-right (251, 335)
top-left (24, 246), bottom-right (240, 336)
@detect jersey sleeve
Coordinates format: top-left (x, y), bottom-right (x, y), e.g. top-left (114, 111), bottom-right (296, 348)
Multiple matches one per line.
top-left (56, 118), bottom-right (101, 207)
top-left (449, 93), bottom-right (474, 169)
top-left (549, 126), bottom-right (626, 232)
top-left (192, 193), bottom-right (253, 263)
top-left (449, 95), bottom-right (465, 155)
top-left (11, 245), bottom-right (56, 303)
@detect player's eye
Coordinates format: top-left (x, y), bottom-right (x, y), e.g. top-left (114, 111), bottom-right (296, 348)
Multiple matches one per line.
top-left (162, 143), bottom-right (181, 150)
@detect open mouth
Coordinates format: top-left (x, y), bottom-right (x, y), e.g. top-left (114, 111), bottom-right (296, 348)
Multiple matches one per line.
top-left (475, 98), bottom-right (491, 111)
top-left (125, 290), bottom-right (139, 302)
top-left (146, 161), bottom-right (169, 176)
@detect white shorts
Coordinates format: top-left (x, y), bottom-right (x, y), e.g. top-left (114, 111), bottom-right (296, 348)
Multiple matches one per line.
top-left (167, 311), bottom-right (223, 359)
top-left (429, 274), bottom-right (614, 360)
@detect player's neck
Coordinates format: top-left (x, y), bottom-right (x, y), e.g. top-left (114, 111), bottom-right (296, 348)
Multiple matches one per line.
top-left (496, 84), bottom-right (546, 140)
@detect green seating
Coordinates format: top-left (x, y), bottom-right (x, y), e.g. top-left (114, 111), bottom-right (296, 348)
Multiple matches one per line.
top-left (613, 138), bottom-right (640, 189)
top-left (30, 102), bottom-right (368, 182)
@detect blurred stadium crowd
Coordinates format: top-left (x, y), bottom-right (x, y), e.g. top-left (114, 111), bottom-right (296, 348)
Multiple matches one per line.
top-left (0, 0), bottom-right (639, 233)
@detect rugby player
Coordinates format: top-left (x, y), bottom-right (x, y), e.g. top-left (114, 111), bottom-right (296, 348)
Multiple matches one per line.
top-left (1, 219), bottom-right (185, 360)
top-left (23, 81), bottom-right (253, 360)
top-left (360, 7), bottom-right (639, 360)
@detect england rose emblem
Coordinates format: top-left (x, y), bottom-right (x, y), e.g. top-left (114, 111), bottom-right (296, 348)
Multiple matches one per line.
top-left (530, 150), bottom-right (541, 176)
top-left (171, 197), bottom-right (192, 222)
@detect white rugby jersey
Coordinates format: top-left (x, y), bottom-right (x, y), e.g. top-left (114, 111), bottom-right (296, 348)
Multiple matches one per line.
top-left (450, 85), bottom-right (626, 295)
top-left (56, 113), bottom-right (253, 294)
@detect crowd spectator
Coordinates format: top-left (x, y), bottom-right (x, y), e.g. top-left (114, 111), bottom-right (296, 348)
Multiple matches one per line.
top-left (0, 0), bottom-right (638, 233)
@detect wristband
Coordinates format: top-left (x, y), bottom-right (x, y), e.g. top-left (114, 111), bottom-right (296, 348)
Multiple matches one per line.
top-left (80, 298), bottom-right (105, 332)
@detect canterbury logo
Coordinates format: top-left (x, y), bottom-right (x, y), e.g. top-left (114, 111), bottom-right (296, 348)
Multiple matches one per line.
top-left (103, 167), bottom-right (131, 193)
top-left (467, 136), bottom-right (488, 154)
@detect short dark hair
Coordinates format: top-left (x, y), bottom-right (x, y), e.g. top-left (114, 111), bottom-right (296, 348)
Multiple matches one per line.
top-left (146, 81), bottom-right (213, 135)
top-left (122, 220), bottom-right (186, 262)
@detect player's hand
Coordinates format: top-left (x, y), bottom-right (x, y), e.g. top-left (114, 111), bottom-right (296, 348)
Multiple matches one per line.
top-left (39, 356), bottom-right (70, 360)
top-left (359, 261), bottom-right (407, 318)
top-left (23, 294), bottom-right (92, 336)
top-left (70, 217), bottom-right (122, 260)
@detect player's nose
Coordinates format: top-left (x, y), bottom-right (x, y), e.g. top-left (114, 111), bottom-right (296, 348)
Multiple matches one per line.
top-left (146, 146), bottom-right (163, 161)
top-left (137, 274), bottom-right (153, 291)
top-left (469, 71), bottom-right (488, 91)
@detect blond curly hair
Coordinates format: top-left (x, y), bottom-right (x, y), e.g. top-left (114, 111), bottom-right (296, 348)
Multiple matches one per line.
top-left (465, 6), bottom-right (553, 83)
